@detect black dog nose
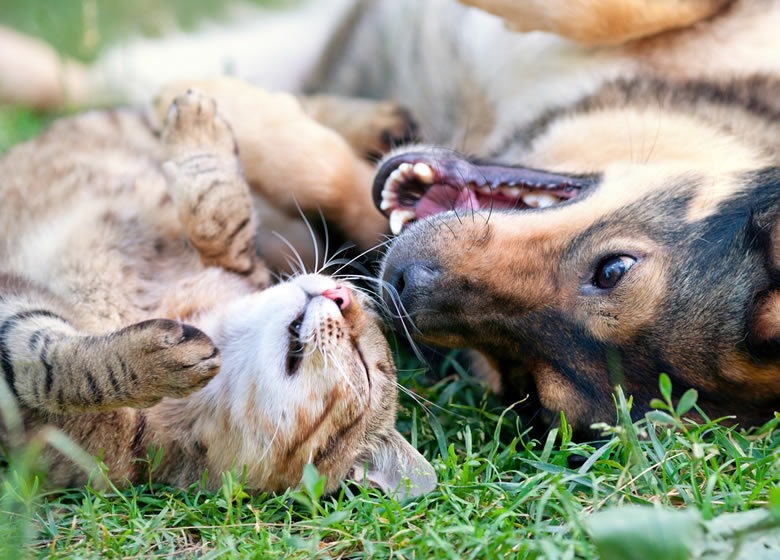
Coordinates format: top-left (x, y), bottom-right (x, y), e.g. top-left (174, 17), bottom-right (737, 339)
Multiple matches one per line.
top-left (383, 261), bottom-right (440, 312)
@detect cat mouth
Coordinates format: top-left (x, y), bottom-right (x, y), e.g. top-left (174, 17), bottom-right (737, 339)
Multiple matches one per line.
top-left (372, 152), bottom-right (598, 234)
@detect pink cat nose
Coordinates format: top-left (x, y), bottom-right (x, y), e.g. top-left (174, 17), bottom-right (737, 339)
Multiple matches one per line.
top-left (321, 285), bottom-right (352, 311)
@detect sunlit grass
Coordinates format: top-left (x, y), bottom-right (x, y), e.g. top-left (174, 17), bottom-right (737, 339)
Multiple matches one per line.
top-left (2, 359), bottom-right (778, 558)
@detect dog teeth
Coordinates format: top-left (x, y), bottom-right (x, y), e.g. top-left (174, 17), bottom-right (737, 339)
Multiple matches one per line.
top-left (381, 162), bottom-right (433, 225)
top-left (522, 192), bottom-right (559, 208)
top-left (381, 185), bottom-right (398, 208)
top-left (389, 169), bottom-right (403, 183)
top-left (502, 186), bottom-right (523, 198)
top-left (412, 162), bottom-right (434, 183)
top-left (477, 184), bottom-right (492, 194)
top-left (389, 208), bottom-right (416, 235)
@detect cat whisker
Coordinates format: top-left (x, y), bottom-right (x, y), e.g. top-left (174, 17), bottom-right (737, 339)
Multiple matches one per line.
top-left (292, 198), bottom-right (320, 273)
top-left (328, 277), bottom-right (384, 306)
top-left (328, 351), bottom-right (364, 405)
top-left (395, 381), bottom-right (468, 420)
top-left (323, 270), bottom-right (431, 379)
top-left (319, 244), bottom-right (356, 274)
top-left (316, 207), bottom-right (329, 276)
top-left (329, 237), bottom-right (395, 277)
top-left (257, 408), bottom-right (284, 464)
top-left (336, 272), bottom-right (429, 367)
top-left (395, 382), bottom-right (432, 416)
top-left (272, 231), bottom-right (307, 276)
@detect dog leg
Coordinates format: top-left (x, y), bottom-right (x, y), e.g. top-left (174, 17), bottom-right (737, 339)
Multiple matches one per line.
top-left (156, 78), bottom-right (388, 249)
top-left (457, 0), bottom-right (729, 44)
top-left (297, 95), bottom-right (417, 159)
top-left (0, 26), bottom-right (89, 109)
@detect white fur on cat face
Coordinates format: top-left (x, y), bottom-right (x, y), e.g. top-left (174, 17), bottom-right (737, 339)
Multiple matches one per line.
top-left (182, 274), bottom-right (433, 495)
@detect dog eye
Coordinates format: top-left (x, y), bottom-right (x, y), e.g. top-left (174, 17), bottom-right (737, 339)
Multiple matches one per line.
top-left (593, 255), bottom-right (636, 289)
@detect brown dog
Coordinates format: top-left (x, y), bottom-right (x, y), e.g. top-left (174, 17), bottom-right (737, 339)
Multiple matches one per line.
top-left (363, 1), bottom-right (780, 432)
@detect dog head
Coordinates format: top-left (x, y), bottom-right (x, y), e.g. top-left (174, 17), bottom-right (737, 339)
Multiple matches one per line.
top-left (375, 78), bottom-right (780, 432)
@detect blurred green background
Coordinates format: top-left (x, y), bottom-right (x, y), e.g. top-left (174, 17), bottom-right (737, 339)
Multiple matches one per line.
top-left (0, 0), bottom-right (287, 60)
top-left (0, 0), bottom-right (284, 152)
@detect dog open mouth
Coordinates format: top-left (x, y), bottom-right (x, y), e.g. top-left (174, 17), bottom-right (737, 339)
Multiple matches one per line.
top-left (373, 152), bottom-right (598, 234)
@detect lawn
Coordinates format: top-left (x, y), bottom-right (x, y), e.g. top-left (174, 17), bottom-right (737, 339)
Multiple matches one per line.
top-left (1, 2), bottom-right (779, 558)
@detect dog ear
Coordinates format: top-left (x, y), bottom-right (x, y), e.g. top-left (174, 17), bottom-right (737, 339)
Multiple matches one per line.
top-left (347, 430), bottom-right (436, 499)
top-left (750, 291), bottom-right (780, 340)
top-left (747, 200), bottom-right (780, 350)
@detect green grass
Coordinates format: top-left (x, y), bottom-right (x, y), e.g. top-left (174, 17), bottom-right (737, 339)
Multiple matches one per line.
top-left (0, 107), bottom-right (49, 154)
top-left (1, 2), bottom-right (779, 558)
top-left (2, 359), bottom-right (779, 559)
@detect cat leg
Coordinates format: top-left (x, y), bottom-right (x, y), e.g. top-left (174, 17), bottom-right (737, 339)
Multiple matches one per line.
top-left (0, 282), bottom-right (220, 415)
top-left (160, 89), bottom-right (269, 286)
top-left (155, 78), bottom-right (389, 250)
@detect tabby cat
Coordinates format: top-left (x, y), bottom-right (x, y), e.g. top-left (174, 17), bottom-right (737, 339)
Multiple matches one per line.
top-left (0, 88), bottom-right (435, 497)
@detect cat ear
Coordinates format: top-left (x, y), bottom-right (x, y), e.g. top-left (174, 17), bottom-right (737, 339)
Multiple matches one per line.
top-left (348, 430), bottom-right (436, 499)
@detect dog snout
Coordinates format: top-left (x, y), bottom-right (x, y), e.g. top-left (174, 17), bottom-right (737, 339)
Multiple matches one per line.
top-left (382, 260), bottom-right (440, 315)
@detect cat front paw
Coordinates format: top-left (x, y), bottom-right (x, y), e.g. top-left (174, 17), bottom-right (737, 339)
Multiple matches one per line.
top-left (161, 89), bottom-right (237, 158)
top-left (119, 319), bottom-right (221, 404)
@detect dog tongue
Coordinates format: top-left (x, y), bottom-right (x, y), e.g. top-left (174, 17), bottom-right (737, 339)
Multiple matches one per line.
top-left (416, 184), bottom-right (480, 219)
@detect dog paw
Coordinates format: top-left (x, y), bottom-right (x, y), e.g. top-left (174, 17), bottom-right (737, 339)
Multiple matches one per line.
top-left (161, 89), bottom-right (237, 158)
top-left (121, 319), bottom-right (221, 402)
top-left (306, 96), bottom-right (418, 160)
top-left (364, 102), bottom-right (418, 158)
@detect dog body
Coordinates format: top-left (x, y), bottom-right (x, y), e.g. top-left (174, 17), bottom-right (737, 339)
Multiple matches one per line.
top-left (311, 0), bottom-right (778, 148)
top-left (356, 0), bottom-right (780, 430)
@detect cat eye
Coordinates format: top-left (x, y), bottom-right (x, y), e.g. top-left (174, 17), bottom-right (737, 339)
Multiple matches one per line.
top-left (286, 313), bottom-right (305, 376)
top-left (593, 255), bottom-right (636, 289)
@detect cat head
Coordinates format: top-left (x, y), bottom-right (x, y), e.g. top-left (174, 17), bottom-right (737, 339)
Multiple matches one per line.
top-left (194, 274), bottom-right (436, 498)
